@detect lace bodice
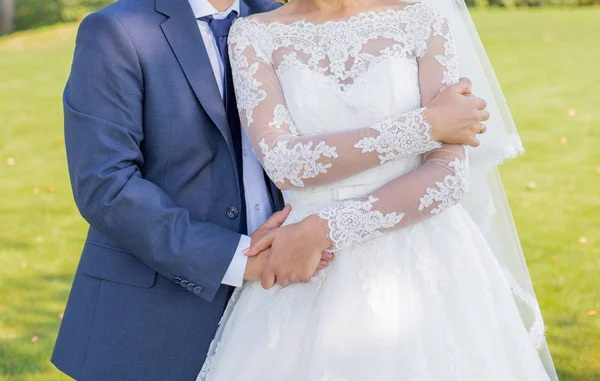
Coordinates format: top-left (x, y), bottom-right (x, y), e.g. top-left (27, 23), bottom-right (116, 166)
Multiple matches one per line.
top-left (229, 2), bottom-right (469, 249)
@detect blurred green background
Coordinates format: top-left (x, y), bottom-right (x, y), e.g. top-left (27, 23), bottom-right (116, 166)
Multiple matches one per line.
top-left (1, 2), bottom-right (599, 381)
top-left (0, 0), bottom-right (600, 34)
top-left (1, 0), bottom-right (113, 34)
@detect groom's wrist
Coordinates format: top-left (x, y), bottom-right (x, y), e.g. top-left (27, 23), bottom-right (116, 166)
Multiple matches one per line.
top-left (221, 235), bottom-right (250, 287)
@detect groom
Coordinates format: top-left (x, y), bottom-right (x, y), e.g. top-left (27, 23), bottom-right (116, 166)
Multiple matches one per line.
top-left (52, 0), bottom-right (488, 379)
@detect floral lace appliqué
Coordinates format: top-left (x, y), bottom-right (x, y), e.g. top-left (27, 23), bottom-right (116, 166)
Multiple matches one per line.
top-left (409, 224), bottom-right (448, 295)
top-left (267, 285), bottom-right (303, 348)
top-left (269, 104), bottom-right (298, 135)
top-left (354, 108), bottom-right (442, 164)
top-left (418, 152), bottom-right (469, 214)
top-left (231, 4), bottom-right (449, 91)
top-left (503, 270), bottom-right (546, 350)
top-left (318, 196), bottom-right (404, 250)
top-left (229, 4), bottom-right (457, 189)
top-left (230, 56), bottom-right (266, 127)
top-left (259, 139), bottom-right (338, 187)
top-left (436, 33), bottom-right (459, 87)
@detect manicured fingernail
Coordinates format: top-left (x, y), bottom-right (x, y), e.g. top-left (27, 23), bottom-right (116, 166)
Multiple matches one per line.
top-left (242, 248), bottom-right (250, 255)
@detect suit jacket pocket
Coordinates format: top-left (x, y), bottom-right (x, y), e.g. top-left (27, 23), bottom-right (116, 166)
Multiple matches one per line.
top-left (78, 241), bottom-right (157, 288)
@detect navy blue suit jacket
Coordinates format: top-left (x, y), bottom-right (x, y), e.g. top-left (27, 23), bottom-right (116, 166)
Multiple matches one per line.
top-left (52, 0), bottom-right (282, 379)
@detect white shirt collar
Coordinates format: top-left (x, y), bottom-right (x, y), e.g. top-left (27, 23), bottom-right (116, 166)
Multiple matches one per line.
top-left (188, 0), bottom-right (240, 19)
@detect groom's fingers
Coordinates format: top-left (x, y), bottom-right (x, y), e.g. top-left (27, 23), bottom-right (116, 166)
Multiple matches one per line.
top-left (261, 267), bottom-right (277, 290)
top-left (261, 205), bottom-right (292, 229)
top-left (247, 206), bottom-right (292, 256)
top-left (277, 276), bottom-right (290, 288)
top-left (245, 230), bottom-right (277, 257)
top-left (317, 252), bottom-right (334, 269)
top-left (321, 252), bottom-right (334, 262)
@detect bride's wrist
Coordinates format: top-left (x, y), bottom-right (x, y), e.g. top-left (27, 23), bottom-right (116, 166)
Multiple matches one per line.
top-left (422, 107), bottom-right (442, 143)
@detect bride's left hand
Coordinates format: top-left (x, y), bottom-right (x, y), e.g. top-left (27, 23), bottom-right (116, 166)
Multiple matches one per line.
top-left (261, 215), bottom-right (333, 289)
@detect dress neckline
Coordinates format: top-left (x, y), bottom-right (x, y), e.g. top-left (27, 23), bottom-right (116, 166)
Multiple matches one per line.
top-left (237, 2), bottom-right (425, 28)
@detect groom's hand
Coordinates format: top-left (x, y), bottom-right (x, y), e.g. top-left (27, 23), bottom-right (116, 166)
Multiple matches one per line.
top-left (242, 205), bottom-right (292, 282)
top-left (245, 205), bottom-right (292, 257)
top-left (244, 207), bottom-right (334, 283)
top-left (243, 248), bottom-right (272, 281)
top-left (261, 215), bottom-right (332, 289)
top-left (424, 77), bottom-right (490, 147)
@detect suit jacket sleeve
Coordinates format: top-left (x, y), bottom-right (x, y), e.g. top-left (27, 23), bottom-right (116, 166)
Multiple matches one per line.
top-left (64, 11), bottom-right (241, 302)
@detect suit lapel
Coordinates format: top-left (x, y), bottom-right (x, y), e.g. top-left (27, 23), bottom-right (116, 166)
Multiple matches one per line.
top-left (157, 0), bottom-right (284, 212)
top-left (156, 0), bottom-right (234, 155)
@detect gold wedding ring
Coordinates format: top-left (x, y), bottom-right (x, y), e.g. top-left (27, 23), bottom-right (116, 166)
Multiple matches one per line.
top-left (478, 123), bottom-right (487, 134)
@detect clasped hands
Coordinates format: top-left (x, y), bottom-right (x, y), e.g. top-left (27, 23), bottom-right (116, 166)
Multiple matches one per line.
top-left (243, 77), bottom-right (490, 289)
top-left (243, 205), bottom-right (333, 289)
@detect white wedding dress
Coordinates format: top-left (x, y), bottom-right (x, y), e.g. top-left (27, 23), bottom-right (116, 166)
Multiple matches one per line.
top-left (198, 3), bottom-right (555, 380)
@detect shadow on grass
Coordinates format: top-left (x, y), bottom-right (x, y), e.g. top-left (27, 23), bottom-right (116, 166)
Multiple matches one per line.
top-left (0, 235), bottom-right (33, 251)
top-left (557, 369), bottom-right (600, 381)
top-left (0, 272), bottom-right (73, 378)
top-left (547, 313), bottom-right (600, 381)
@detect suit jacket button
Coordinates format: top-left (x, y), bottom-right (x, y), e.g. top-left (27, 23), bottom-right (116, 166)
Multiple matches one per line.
top-left (173, 277), bottom-right (182, 284)
top-left (227, 207), bottom-right (239, 219)
top-left (193, 286), bottom-right (203, 295)
top-left (186, 283), bottom-right (195, 291)
top-left (180, 280), bottom-right (189, 288)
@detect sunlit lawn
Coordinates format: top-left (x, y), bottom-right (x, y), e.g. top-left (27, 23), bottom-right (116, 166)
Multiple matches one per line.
top-left (1, 7), bottom-right (599, 381)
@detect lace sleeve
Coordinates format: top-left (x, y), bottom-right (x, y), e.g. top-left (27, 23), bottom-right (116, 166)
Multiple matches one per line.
top-left (317, 12), bottom-right (469, 250)
top-left (228, 19), bottom-right (441, 190)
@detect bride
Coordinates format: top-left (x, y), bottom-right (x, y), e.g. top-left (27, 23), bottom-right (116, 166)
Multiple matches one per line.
top-left (198, 0), bottom-right (559, 379)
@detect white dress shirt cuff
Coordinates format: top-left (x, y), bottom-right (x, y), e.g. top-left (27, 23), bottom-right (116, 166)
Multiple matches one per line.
top-left (221, 235), bottom-right (250, 287)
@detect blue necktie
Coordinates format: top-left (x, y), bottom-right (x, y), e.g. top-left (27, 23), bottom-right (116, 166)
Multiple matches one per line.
top-left (198, 11), bottom-right (247, 234)
top-left (197, 11), bottom-right (237, 86)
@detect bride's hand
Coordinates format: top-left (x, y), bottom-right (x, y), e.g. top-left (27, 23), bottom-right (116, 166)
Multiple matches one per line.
top-left (261, 215), bottom-right (333, 289)
top-left (424, 77), bottom-right (490, 147)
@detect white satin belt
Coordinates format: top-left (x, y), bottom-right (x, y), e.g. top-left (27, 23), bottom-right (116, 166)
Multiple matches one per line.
top-left (331, 185), bottom-right (372, 200)
top-left (283, 184), bottom-right (373, 208)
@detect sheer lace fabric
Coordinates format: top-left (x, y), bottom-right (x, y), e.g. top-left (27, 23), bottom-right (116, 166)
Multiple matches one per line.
top-left (320, 145), bottom-right (468, 250)
top-left (229, 4), bottom-right (467, 248)
top-left (197, 4), bottom-right (551, 381)
top-left (228, 6), bottom-right (452, 190)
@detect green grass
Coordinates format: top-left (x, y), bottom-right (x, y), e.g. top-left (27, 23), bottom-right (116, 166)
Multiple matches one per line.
top-left (474, 8), bottom-right (600, 380)
top-left (0, 8), bottom-right (599, 381)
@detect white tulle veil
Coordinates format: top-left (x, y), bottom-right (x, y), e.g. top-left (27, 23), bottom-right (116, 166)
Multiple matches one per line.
top-left (414, 0), bottom-right (559, 378)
